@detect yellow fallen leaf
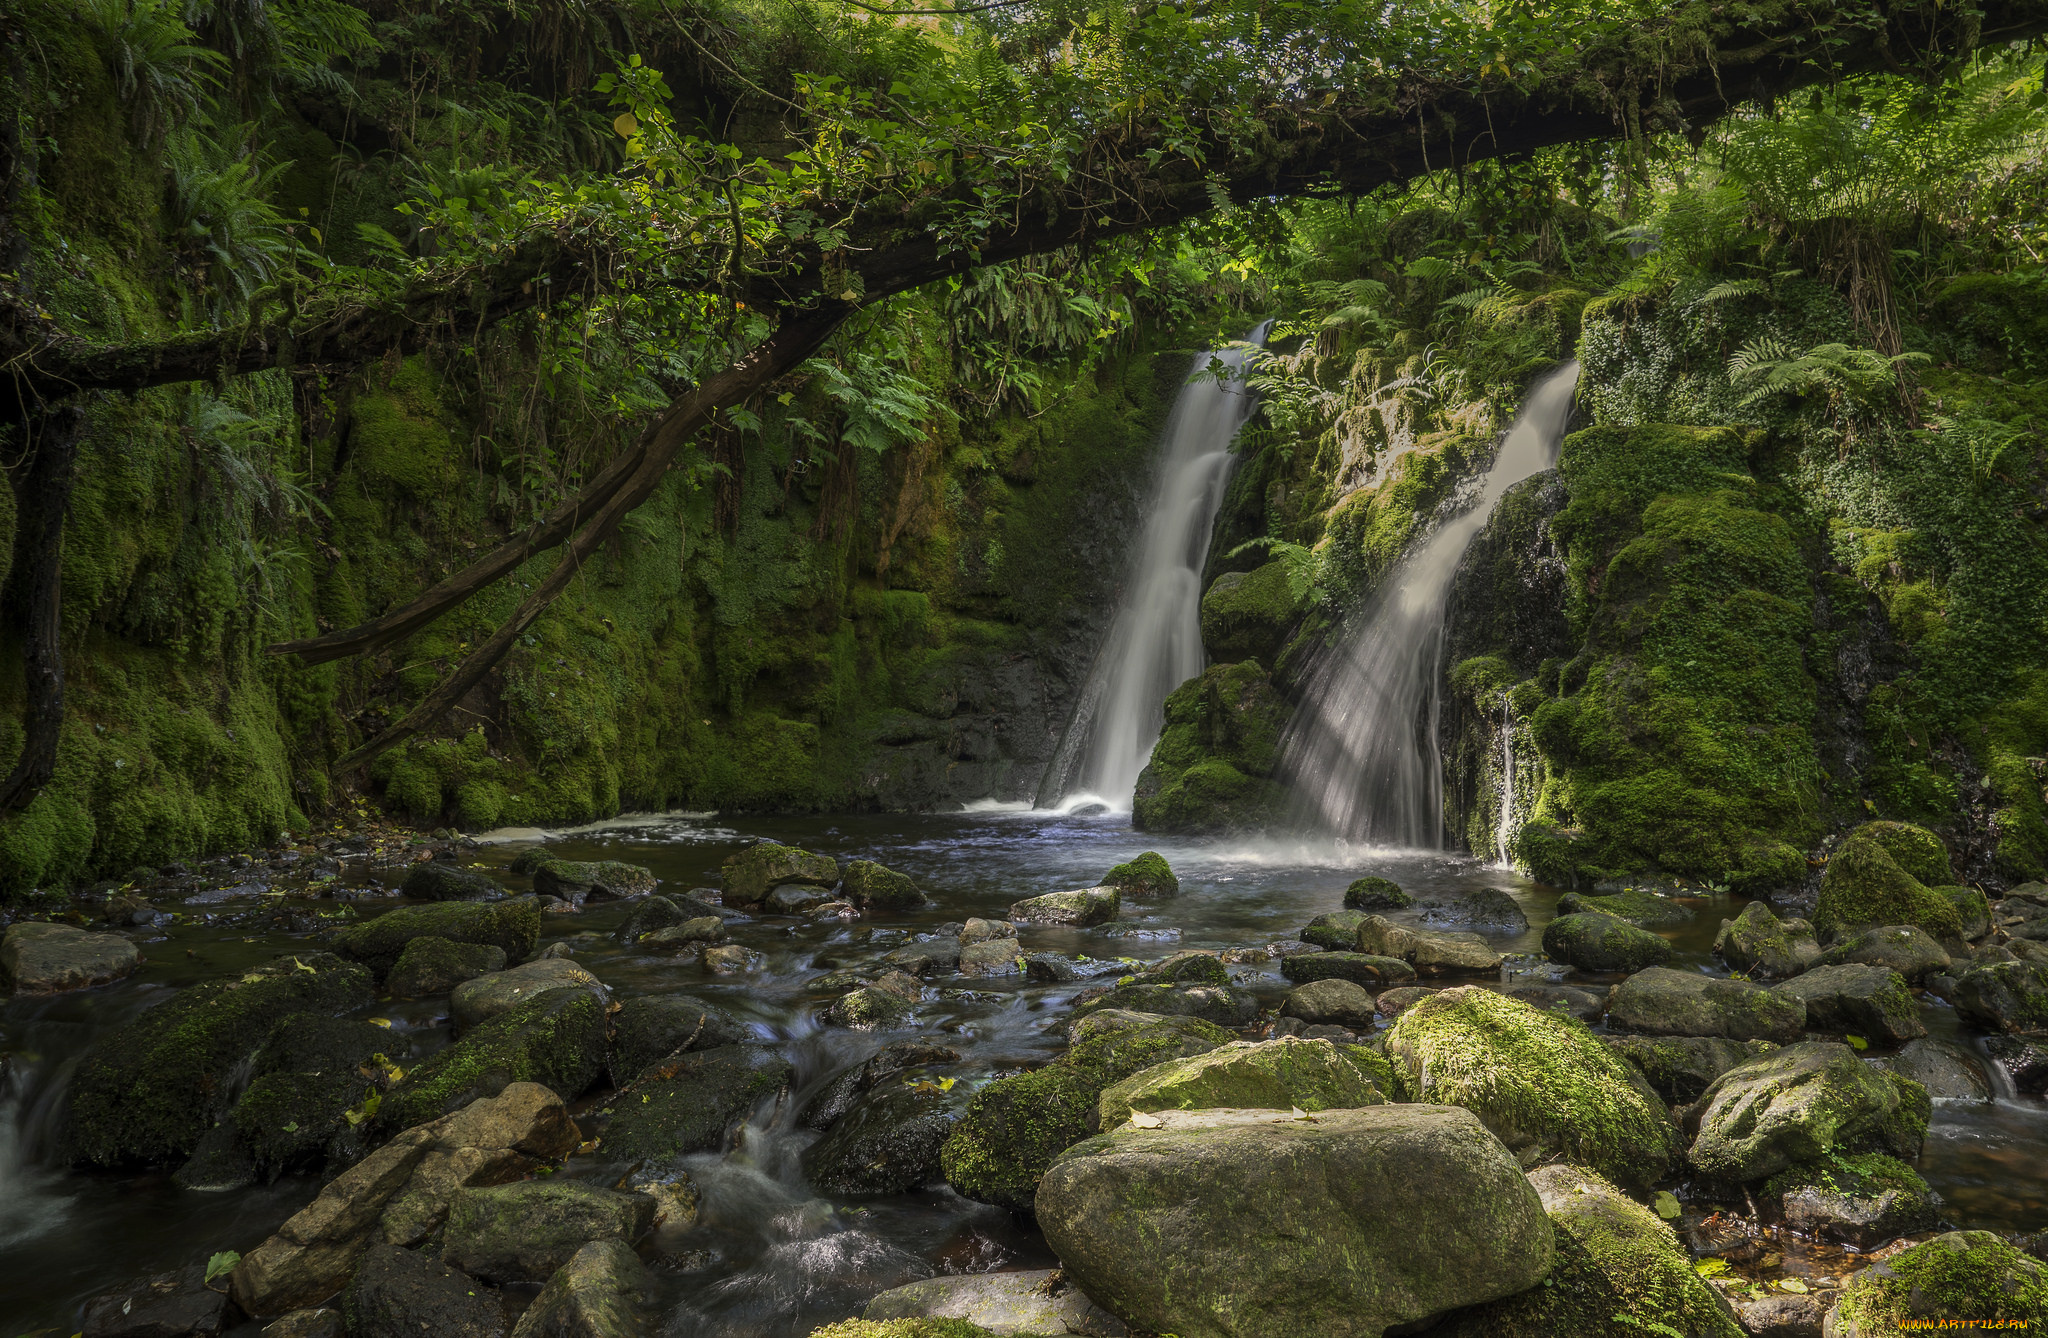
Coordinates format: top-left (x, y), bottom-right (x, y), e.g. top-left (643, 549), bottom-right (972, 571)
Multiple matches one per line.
top-left (1778, 1278), bottom-right (1810, 1294)
top-left (293, 956), bottom-right (315, 973)
top-left (369, 1017), bottom-right (393, 1028)
top-left (1128, 1110), bottom-right (1163, 1128)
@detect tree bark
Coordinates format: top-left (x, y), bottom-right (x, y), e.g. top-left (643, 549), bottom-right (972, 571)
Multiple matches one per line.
top-left (0, 405), bottom-right (84, 812)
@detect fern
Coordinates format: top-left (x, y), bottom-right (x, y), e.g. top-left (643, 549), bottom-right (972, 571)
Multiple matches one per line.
top-left (1225, 535), bottom-right (1320, 602)
top-left (83, 0), bottom-right (224, 143)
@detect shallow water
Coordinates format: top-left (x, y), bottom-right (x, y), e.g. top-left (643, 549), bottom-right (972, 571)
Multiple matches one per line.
top-left (2, 809), bottom-right (2043, 1331)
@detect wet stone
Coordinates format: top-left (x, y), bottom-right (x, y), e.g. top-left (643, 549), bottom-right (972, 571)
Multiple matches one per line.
top-left (1884, 1037), bottom-right (1992, 1101)
top-left (81, 1265), bottom-right (228, 1338)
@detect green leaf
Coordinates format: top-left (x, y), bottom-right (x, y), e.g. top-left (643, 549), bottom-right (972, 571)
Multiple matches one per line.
top-left (204, 1251), bottom-right (240, 1283)
top-left (1845, 1035), bottom-right (1868, 1051)
top-left (1653, 1191), bottom-right (1681, 1220)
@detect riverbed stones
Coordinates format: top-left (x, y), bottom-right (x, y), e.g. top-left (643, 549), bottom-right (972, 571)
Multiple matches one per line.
top-left (1103, 851), bottom-right (1178, 899)
top-left (1556, 888), bottom-right (1695, 927)
top-left (1883, 1037), bottom-right (1992, 1100)
top-left (1009, 885), bottom-right (1119, 927)
top-left (1375, 985), bottom-right (1436, 1018)
top-left (1278, 949), bottom-right (1416, 989)
top-left (767, 884), bottom-right (833, 914)
top-left (940, 1013), bottom-right (1233, 1211)
top-left (1814, 828), bottom-right (1963, 940)
top-left (336, 899), bottom-right (541, 977)
top-left (1279, 977), bottom-right (1378, 1029)
top-left (531, 858), bottom-right (655, 902)
top-left (596, 1043), bottom-right (794, 1161)
top-left (1815, 923), bottom-right (1952, 981)
top-left (1343, 876), bottom-right (1411, 910)
top-left (1413, 886), bottom-right (1529, 934)
top-left (881, 937), bottom-right (962, 976)
top-left (721, 842), bottom-right (839, 909)
top-left (863, 1269), bottom-right (1126, 1336)
top-left (64, 951), bottom-right (374, 1166)
top-left (386, 936), bottom-right (507, 998)
top-left (1764, 1151), bottom-right (1943, 1249)
top-left (400, 862), bottom-right (502, 902)
top-left (608, 994), bottom-right (751, 1086)
top-left (826, 984), bottom-right (917, 1028)
top-left (1608, 966), bottom-right (1806, 1043)
top-left (959, 917), bottom-right (1016, 946)
top-left (841, 859), bottom-right (927, 911)
top-left (1036, 1104), bottom-right (1556, 1338)
top-left (1829, 1231), bottom-right (2048, 1336)
top-left (512, 1238), bottom-right (660, 1338)
top-left (1069, 980), bottom-right (1258, 1028)
top-left (958, 938), bottom-right (1022, 978)
top-left (1300, 909), bottom-right (1368, 950)
top-left (801, 1068), bottom-right (967, 1195)
top-left (1, 920), bottom-right (142, 995)
top-left (1949, 958), bottom-right (2048, 1033)
top-left (1602, 1035), bottom-right (1776, 1106)
top-left (383, 987), bottom-right (607, 1128)
top-left (80, 1265), bottom-right (229, 1338)
top-left (452, 958), bottom-right (609, 1032)
top-left (1353, 915), bottom-right (1503, 974)
top-left (337, 1244), bottom-right (501, 1338)
top-left (1125, 950), bottom-right (1228, 988)
top-left (1770, 963), bottom-right (1925, 1044)
top-left (801, 1042), bottom-right (964, 1130)
top-left (440, 1179), bottom-right (653, 1284)
top-left (703, 943), bottom-right (765, 974)
top-left (1430, 1164), bottom-right (1742, 1338)
top-left (1542, 911), bottom-right (1673, 972)
top-left (1384, 986), bottom-right (1681, 1189)
top-left (1985, 1035), bottom-right (2048, 1093)
top-left (612, 894), bottom-right (714, 945)
top-left (1499, 982), bottom-right (1607, 1022)
top-left (1095, 1037), bottom-right (1394, 1128)
top-left (640, 915), bottom-right (725, 950)
top-left (1712, 901), bottom-right (1821, 979)
top-left (1687, 1041), bottom-right (1932, 1182)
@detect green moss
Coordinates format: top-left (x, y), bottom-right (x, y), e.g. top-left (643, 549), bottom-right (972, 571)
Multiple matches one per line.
top-left (1095, 1038), bottom-right (1393, 1128)
top-left (807, 1322), bottom-right (1003, 1338)
top-left (1102, 851), bottom-right (1178, 898)
top-left (1200, 560), bottom-right (1304, 664)
top-left (335, 898), bottom-right (540, 975)
top-left (1815, 832), bottom-right (1964, 939)
top-left (1344, 876), bottom-right (1413, 909)
top-left (1833, 1231), bottom-right (2048, 1335)
top-left (1132, 661), bottom-right (1289, 833)
top-left (1849, 821), bottom-right (1953, 886)
top-left (1763, 1150), bottom-right (1931, 1204)
top-left (382, 986), bottom-right (605, 1129)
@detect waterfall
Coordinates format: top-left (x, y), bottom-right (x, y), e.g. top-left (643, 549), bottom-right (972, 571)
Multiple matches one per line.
top-left (1280, 361), bottom-right (1579, 846)
top-left (1494, 692), bottom-right (1516, 867)
top-left (1037, 322), bottom-right (1272, 812)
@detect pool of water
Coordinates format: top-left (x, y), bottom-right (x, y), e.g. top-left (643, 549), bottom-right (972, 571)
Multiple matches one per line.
top-left (1, 808), bottom-right (2042, 1332)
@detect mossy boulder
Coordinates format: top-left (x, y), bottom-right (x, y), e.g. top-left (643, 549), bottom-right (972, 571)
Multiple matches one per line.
top-left (1542, 911), bottom-right (1673, 972)
top-left (597, 1043), bottom-right (794, 1161)
top-left (720, 842), bottom-right (838, 909)
top-left (1070, 981), bottom-right (1259, 1028)
top-left (1102, 851), bottom-right (1178, 899)
top-left (1431, 1164), bottom-right (1743, 1338)
top-left (842, 859), bottom-right (927, 911)
top-left (1199, 560), bottom-right (1302, 664)
top-left (1383, 986), bottom-right (1682, 1190)
top-left (1555, 888), bottom-right (1694, 928)
top-left (1713, 901), bottom-right (1822, 979)
top-left (1344, 876), bottom-right (1412, 910)
top-left (1850, 821), bottom-right (1954, 886)
top-left (1688, 1041), bottom-right (1932, 1183)
top-left (1949, 958), bottom-right (2048, 1034)
top-left (1770, 964), bottom-right (1925, 1045)
top-left (400, 862), bottom-right (502, 902)
top-left (824, 985), bottom-right (918, 1029)
top-left (1938, 883), bottom-right (1993, 941)
top-left (1602, 1035), bottom-right (1776, 1106)
top-left (607, 995), bottom-right (752, 1086)
top-left (335, 899), bottom-right (541, 977)
top-left (1830, 1231), bottom-right (2048, 1336)
top-left (231, 1014), bottom-right (392, 1177)
top-left (382, 986), bottom-right (606, 1128)
top-left (1413, 886), bottom-right (1530, 934)
top-left (801, 1073), bottom-right (966, 1196)
top-left (441, 1178), bottom-right (654, 1283)
top-left (530, 859), bottom-right (656, 902)
top-left (1279, 950), bottom-right (1417, 989)
top-left (1764, 1151), bottom-right (1943, 1249)
top-left (1816, 832), bottom-right (1964, 940)
top-left (386, 936), bottom-right (507, 999)
top-left (1608, 966), bottom-right (1806, 1043)
top-left (1301, 910), bottom-right (1369, 950)
top-left (938, 1012), bottom-right (1233, 1210)
top-left (1009, 885), bottom-right (1118, 926)
top-left (1095, 1037), bottom-right (1394, 1128)
top-left (1131, 660), bottom-right (1289, 834)
top-left (1122, 950), bottom-right (1228, 988)
top-left (451, 958), bottom-right (608, 1032)
top-left (0, 920), bottom-right (141, 994)
top-left (1354, 915), bottom-right (1504, 974)
top-left (63, 952), bottom-right (374, 1166)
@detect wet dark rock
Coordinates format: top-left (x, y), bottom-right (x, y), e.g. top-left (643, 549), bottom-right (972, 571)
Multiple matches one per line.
top-left (1412, 887), bottom-right (1529, 934)
top-left (958, 938), bottom-right (1023, 978)
top-left (639, 917), bottom-right (724, 951)
top-left (1714, 902), bottom-right (1822, 979)
top-left (532, 860), bottom-right (655, 903)
top-left (336, 900), bottom-right (541, 977)
top-left (1609, 966), bottom-right (1806, 1043)
top-left (1069, 981), bottom-right (1259, 1029)
top-left (881, 937), bottom-right (962, 976)
top-left (514, 1239), bottom-right (659, 1338)
top-left (612, 896), bottom-right (685, 945)
top-left (383, 987), bottom-right (607, 1128)
top-left (1543, 912), bottom-right (1674, 973)
top-left (80, 1265), bottom-right (228, 1338)
top-left (608, 995), bottom-right (752, 1087)
top-left (1949, 958), bottom-right (2048, 1033)
top-left (1557, 888), bottom-right (1695, 927)
top-left (598, 1044), bottom-right (794, 1161)
top-left (1688, 1042), bottom-right (1932, 1182)
top-left (1603, 1035), bottom-right (1777, 1106)
top-left (173, 1120), bottom-right (261, 1191)
top-left (1024, 952), bottom-right (1079, 982)
top-left (801, 1042), bottom-right (965, 1130)
top-left (702, 944), bottom-right (766, 974)
top-left (1984, 1035), bottom-right (2048, 1094)
top-left (1884, 1037), bottom-right (1992, 1100)
top-left (1375, 985), bottom-right (1437, 1018)
top-left (260, 1310), bottom-right (344, 1338)
top-left (802, 1070), bottom-right (967, 1195)
top-left (452, 960), bottom-right (609, 1032)
top-left (387, 936), bottom-right (508, 998)
top-left (442, 1179), bottom-right (655, 1284)
top-left (1765, 1152), bottom-right (1944, 1249)
top-left (1344, 876), bottom-right (1412, 910)
top-left (1814, 924), bottom-right (1952, 981)
top-left (1, 920), bottom-right (143, 995)
top-left (338, 1244), bottom-right (503, 1338)
top-left (1280, 978), bottom-right (1378, 1029)
top-left (766, 884), bottom-right (833, 914)
top-left (720, 843), bottom-right (838, 909)
top-left (1771, 964), bottom-right (1925, 1044)
top-left (825, 985), bottom-right (917, 1029)
top-left (1125, 951), bottom-right (1229, 988)
top-left (1279, 950), bottom-right (1417, 989)
top-left (401, 863), bottom-right (503, 903)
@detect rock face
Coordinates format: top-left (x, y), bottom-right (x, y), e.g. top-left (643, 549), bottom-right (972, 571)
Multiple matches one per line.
top-left (530, 859), bottom-right (656, 902)
top-left (1556, 888), bottom-right (1694, 927)
top-left (1829, 1231), bottom-right (2048, 1336)
top-left (1009, 886), bottom-right (1120, 926)
top-left (512, 1239), bottom-right (660, 1338)
top-left (386, 936), bottom-right (508, 999)
top-left (1102, 852), bottom-right (1178, 899)
top-left (1949, 958), bottom-right (2048, 1033)
top-left (338, 1245), bottom-right (501, 1338)
top-left (1607, 966), bottom-right (1806, 1043)
top-left (80, 1265), bottom-right (229, 1338)
top-left (1279, 978), bottom-right (1378, 1029)
top-left (1765, 1152), bottom-right (1943, 1249)
top-left (1, 921), bottom-right (142, 994)
top-left (1384, 987), bottom-right (1680, 1190)
top-left (607, 995), bottom-right (751, 1086)
top-left (336, 900), bottom-right (541, 977)
top-left (596, 1043), bottom-right (793, 1161)
top-left (1816, 924), bottom-right (1952, 980)
top-left (1542, 912), bottom-right (1672, 972)
top-left (383, 987), bottom-right (607, 1129)
top-left (1431, 1164), bottom-right (1742, 1338)
top-left (940, 1012), bottom-right (1233, 1210)
top-left (1814, 826), bottom-right (1963, 940)
top-left (1037, 1104), bottom-right (1556, 1338)
top-left (64, 952), bottom-right (374, 1167)
top-left (720, 843), bottom-right (839, 908)
top-left (1712, 901), bottom-right (1820, 979)
top-left (452, 959), bottom-right (609, 1032)
top-left (1769, 964), bottom-right (1925, 1044)
top-left (864, 1269), bottom-right (1126, 1337)
top-left (841, 859), bottom-right (928, 910)
top-left (1353, 915), bottom-right (1503, 974)
top-left (442, 1179), bottom-right (654, 1283)
top-left (1095, 1038), bottom-right (1394, 1128)
top-left (1687, 1042), bottom-right (1932, 1183)
top-left (401, 863), bottom-right (503, 902)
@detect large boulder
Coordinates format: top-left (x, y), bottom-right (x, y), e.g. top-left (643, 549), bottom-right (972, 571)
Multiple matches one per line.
top-left (1608, 966), bottom-right (1806, 1043)
top-left (1769, 964), bottom-right (1925, 1044)
top-left (511, 1239), bottom-right (660, 1338)
top-left (1102, 852), bottom-right (1178, 899)
top-left (607, 995), bottom-right (751, 1086)
top-left (1687, 1041), bottom-right (1931, 1182)
top-left (1764, 1151), bottom-right (1943, 1249)
top-left (400, 863), bottom-right (503, 903)
top-left (801, 1042), bottom-right (965, 1130)
top-left (1814, 924), bottom-right (1952, 980)
top-left (863, 1270), bottom-right (1125, 1336)
top-left (595, 1043), bottom-right (793, 1162)
top-left (531, 859), bottom-right (655, 902)
top-left (1829, 1231), bottom-right (2048, 1336)
top-left (63, 952), bottom-right (373, 1167)
top-left (1095, 1038), bottom-right (1394, 1128)
top-left (721, 842), bottom-right (838, 909)
top-left (1384, 987), bottom-right (1681, 1190)
top-left (441, 1179), bottom-right (653, 1284)
top-left (1344, 876), bottom-right (1412, 910)
top-left (1036, 1104), bottom-right (1556, 1338)
top-left (1009, 886), bottom-right (1119, 927)
top-left (1883, 1037), bottom-right (1992, 1100)
top-left (1712, 902), bottom-right (1821, 979)
top-left (1279, 978), bottom-right (1378, 1029)
top-left (1602, 1035), bottom-right (1777, 1106)
top-left (1815, 828), bottom-right (1963, 939)
top-left (451, 959), bottom-right (609, 1032)
top-left (382, 987), bottom-right (607, 1129)
top-left (386, 936), bottom-right (507, 999)
top-left (338, 1244), bottom-right (501, 1338)
top-left (227, 1015), bottom-right (393, 1180)
top-left (1555, 888), bottom-right (1694, 928)
top-left (939, 1013), bottom-right (1233, 1211)
top-left (336, 900), bottom-right (541, 977)
top-left (801, 1072), bottom-right (966, 1196)
top-left (1354, 915), bottom-right (1503, 974)
top-left (1200, 560), bottom-right (1301, 664)
top-left (1, 920), bottom-right (141, 995)
top-left (1542, 912), bottom-right (1672, 973)
top-left (842, 859), bottom-right (928, 911)
top-left (1131, 660), bottom-right (1290, 834)
top-left (1949, 958), bottom-right (2048, 1033)
top-left (1431, 1164), bottom-right (1742, 1338)
top-left (1278, 951), bottom-right (1417, 989)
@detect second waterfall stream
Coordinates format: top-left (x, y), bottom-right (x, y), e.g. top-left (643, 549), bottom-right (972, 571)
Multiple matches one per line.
top-left (1282, 360), bottom-right (1581, 846)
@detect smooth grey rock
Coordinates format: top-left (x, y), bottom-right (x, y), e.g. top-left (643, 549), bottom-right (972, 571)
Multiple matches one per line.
top-left (1770, 963), bottom-right (1926, 1045)
top-left (864, 1269), bottom-right (1127, 1336)
top-left (1883, 1037), bottom-right (1992, 1100)
top-left (2, 921), bottom-right (141, 995)
top-left (1609, 966), bottom-right (1806, 1043)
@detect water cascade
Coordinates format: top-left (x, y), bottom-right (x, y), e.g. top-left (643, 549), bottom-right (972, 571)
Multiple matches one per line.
top-left (1037, 323), bottom-right (1272, 811)
top-left (1493, 693), bottom-right (1516, 867)
top-left (1280, 361), bottom-right (1579, 845)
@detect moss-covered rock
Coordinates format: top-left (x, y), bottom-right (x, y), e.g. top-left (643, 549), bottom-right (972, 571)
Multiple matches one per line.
top-left (1831, 1231), bottom-right (2048, 1336)
top-left (1122, 950), bottom-right (1229, 988)
top-left (386, 936), bottom-right (508, 999)
top-left (1556, 888), bottom-right (1694, 927)
top-left (1542, 911), bottom-right (1673, 972)
top-left (1383, 986), bottom-right (1681, 1189)
top-left (63, 952), bottom-right (374, 1166)
top-left (607, 995), bottom-right (752, 1086)
top-left (1602, 1035), bottom-right (1776, 1106)
top-left (720, 843), bottom-right (838, 908)
top-left (1770, 963), bottom-right (1925, 1045)
top-left (1432, 1164), bottom-right (1742, 1338)
top-left (335, 899), bottom-right (541, 977)
top-left (808, 1322), bottom-right (1002, 1338)
top-left (1280, 978), bottom-right (1379, 1029)
top-left (1102, 851), bottom-right (1178, 899)
top-left (597, 1043), bottom-right (794, 1161)
top-left (824, 985), bottom-right (918, 1029)
top-left (530, 859), bottom-right (656, 902)
top-left (1815, 924), bottom-right (1951, 980)
top-left (1688, 1041), bottom-right (1932, 1183)
top-left (938, 1012), bottom-right (1233, 1210)
top-left (1344, 876), bottom-right (1413, 910)
top-left (442, 1179), bottom-right (654, 1284)
top-left (801, 1073), bottom-right (966, 1196)
top-left (1278, 950), bottom-right (1417, 990)
top-left (841, 859), bottom-right (927, 910)
top-left (1199, 561), bottom-right (1303, 665)
top-left (1096, 1037), bottom-right (1393, 1128)
top-left (1816, 833), bottom-right (1964, 940)
top-left (1069, 981), bottom-right (1259, 1028)
top-left (230, 1013), bottom-right (391, 1178)
top-left (401, 862), bottom-right (503, 902)
top-left (1008, 885), bottom-right (1118, 926)
top-left (1131, 660), bottom-right (1289, 834)
top-left (1764, 1151), bottom-right (1943, 1249)
top-left (382, 986), bottom-right (606, 1128)
top-left (1608, 966), bottom-right (1807, 1043)
top-left (451, 959), bottom-right (608, 1032)
top-left (1938, 883), bottom-right (1993, 940)
top-left (513, 1238), bottom-right (659, 1338)
top-left (1713, 901), bottom-right (1823, 979)
top-left (1949, 958), bottom-right (2048, 1034)
top-left (1300, 910), bottom-right (1369, 950)
top-left (1849, 821), bottom-right (1954, 886)
top-left (1354, 915), bottom-right (1504, 974)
